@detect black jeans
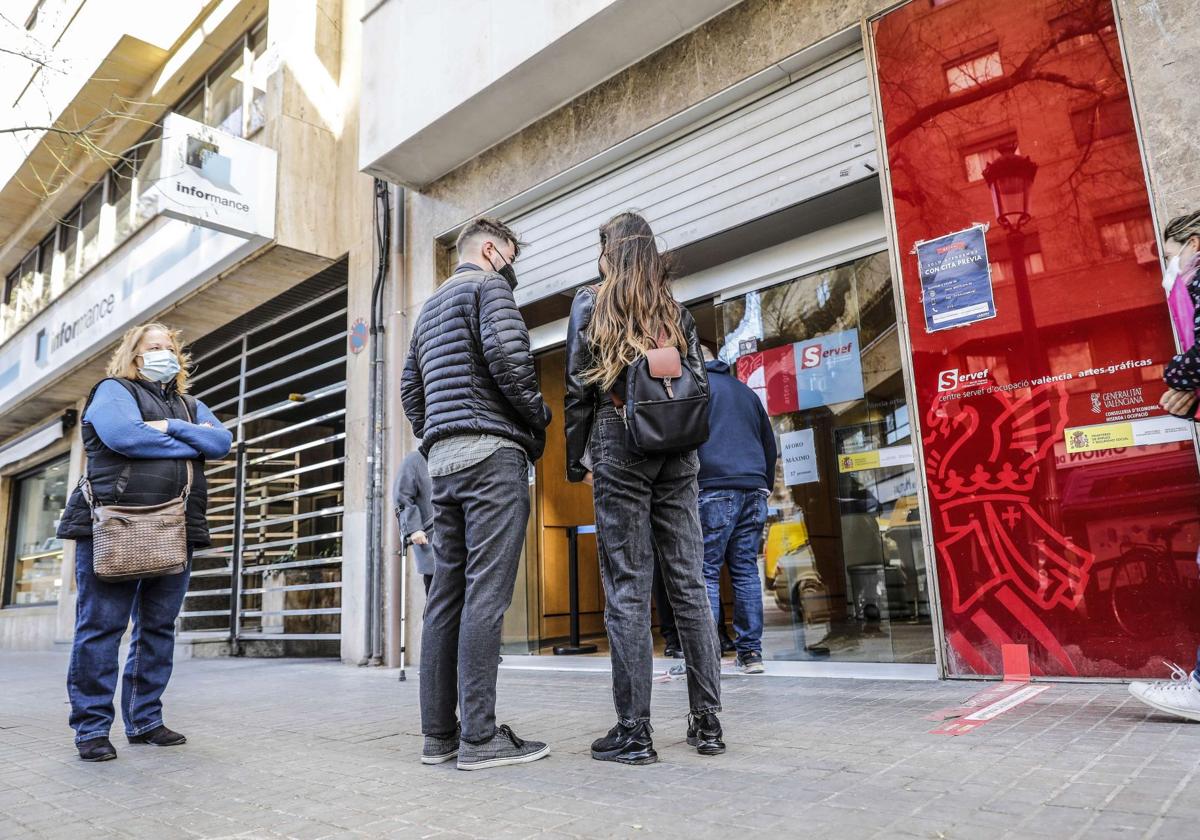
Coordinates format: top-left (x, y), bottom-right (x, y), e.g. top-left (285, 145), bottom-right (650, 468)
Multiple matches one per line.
top-left (655, 559), bottom-right (730, 650)
top-left (590, 406), bottom-right (721, 726)
top-left (420, 448), bottom-right (529, 743)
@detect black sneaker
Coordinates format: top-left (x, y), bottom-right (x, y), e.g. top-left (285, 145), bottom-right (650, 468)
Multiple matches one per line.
top-left (421, 723), bottom-right (460, 765)
top-left (126, 725), bottom-right (186, 746)
top-left (736, 651), bottom-right (765, 674)
top-left (457, 724), bottom-right (549, 771)
top-left (720, 636), bottom-right (737, 655)
top-left (663, 645), bottom-right (684, 659)
top-left (77, 737), bottom-right (117, 762)
top-left (686, 713), bottom-right (726, 756)
top-left (591, 721), bottom-right (657, 765)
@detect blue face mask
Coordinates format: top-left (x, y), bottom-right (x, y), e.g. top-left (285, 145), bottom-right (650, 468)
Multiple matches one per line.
top-left (139, 349), bottom-right (181, 384)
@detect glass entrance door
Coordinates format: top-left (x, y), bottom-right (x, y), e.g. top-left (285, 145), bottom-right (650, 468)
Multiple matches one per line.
top-left (716, 251), bottom-right (935, 663)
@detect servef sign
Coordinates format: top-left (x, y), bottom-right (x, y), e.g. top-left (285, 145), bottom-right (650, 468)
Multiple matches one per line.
top-left (938, 367), bottom-right (991, 393)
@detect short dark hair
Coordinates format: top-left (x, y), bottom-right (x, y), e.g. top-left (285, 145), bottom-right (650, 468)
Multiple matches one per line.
top-left (456, 217), bottom-right (525, 259)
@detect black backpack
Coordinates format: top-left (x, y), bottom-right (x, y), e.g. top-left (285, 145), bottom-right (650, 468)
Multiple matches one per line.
top-left (616, 323), bottom-right (710, 455)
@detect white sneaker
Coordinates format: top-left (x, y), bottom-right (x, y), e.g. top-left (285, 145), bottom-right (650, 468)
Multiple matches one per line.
top-left (1129, 661), bottom-right (1200, 722)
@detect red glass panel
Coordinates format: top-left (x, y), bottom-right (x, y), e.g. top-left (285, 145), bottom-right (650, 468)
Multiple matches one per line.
top-left (873, 0), bottom-right (1200, 677)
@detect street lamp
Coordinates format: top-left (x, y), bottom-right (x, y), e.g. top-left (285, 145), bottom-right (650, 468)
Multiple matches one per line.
top-left (983, 143), bottom-right (1039, 233)
top-left (982, 143), bottom-right (1042, 378)
top-left (982, 145), bottom-right (1062, 528)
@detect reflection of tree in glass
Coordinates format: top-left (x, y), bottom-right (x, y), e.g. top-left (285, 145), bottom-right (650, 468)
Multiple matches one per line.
top-left (876, 0), bottom-right (1134, 247)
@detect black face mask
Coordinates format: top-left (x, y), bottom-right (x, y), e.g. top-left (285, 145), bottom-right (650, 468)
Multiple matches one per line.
top-left (488, 251), bottom-right (518, 288)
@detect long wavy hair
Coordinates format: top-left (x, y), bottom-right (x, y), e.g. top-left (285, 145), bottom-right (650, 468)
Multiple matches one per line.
top-left (105, 322), bottom-right (191, 393)
top-left (583, 212), bottom-right (684, 391)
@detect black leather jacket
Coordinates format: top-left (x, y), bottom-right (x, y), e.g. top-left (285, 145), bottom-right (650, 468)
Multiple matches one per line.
top-left (401, 268), bottom-right (552, 460)
top-left (564, 285), bottom-right (708, 482)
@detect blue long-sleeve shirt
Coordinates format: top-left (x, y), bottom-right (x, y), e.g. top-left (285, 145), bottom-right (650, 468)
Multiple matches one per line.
top-left (84, 379), bottom-right (232, 460)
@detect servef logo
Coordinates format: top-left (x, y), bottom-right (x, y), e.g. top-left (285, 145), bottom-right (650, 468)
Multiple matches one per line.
top-left (938, 369), bottom-right (960, 392)
top-left (800, 344), bottom-right (823, 369)
top-left (938, 367), bottom-right (990, 392)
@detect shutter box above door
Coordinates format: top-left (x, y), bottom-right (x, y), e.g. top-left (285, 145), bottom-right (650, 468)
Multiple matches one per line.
top-left (509, 50), bottom-right (878, 307)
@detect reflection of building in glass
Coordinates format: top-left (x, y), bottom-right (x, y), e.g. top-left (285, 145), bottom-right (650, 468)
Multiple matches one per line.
top-left (875, 0), bottom-right (1200, 677)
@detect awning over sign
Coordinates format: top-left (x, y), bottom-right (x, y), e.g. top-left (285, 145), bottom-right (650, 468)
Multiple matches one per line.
top-left (0, 413), bottom-right (73, 471)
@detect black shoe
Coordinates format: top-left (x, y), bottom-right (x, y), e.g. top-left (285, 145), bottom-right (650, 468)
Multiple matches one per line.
top-left (663, 645), bottom-right (684, 659)
top-left (686, 713), bottom-right (726, 756)
top-left (736, 651), bottom-right (765, 674)
top-left (591, 721), bottom-right (657, 765)
top-left (127, 725), bottom-right (186, 746)
top-left (78, 737), bottom-right (117, 762)
top-left (720, 636), bottom-right (737, 655)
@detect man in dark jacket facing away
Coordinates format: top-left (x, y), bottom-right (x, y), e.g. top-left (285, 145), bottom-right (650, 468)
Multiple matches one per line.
top-left (393, 449), bottom-right (434, 593)
top-left (401, 217), bottom-right (551, 770)
top-left (697, 346), bottom-right (778, 674)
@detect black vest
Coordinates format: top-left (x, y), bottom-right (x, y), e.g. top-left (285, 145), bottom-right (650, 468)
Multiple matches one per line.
top-left (58, 378), bottom-right (212, 547)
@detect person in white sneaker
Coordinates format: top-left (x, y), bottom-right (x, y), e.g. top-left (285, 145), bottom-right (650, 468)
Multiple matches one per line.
top-left (1128, 213), bottom-right (1200, 723)
top-left (1129, 662), bottom-right (1200, 722)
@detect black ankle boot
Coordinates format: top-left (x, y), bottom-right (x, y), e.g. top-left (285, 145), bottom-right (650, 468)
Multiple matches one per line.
top-left (127, 725), bottom-right (186, 746)
top-left (590, 721), bottom-right (657, 765)
top-left (686, 712), bottom-right (726, 756)
top-left (78, 737), bottom-right (117, 762)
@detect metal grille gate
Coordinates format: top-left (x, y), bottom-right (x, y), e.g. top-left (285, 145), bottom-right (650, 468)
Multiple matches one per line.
top-left (178, 276), bottom-right (347, 653)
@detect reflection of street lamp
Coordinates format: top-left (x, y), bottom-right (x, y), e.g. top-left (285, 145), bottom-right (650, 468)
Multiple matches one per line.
top-left (983, 146), bottom-right (1041, 380)
top-left (983, 145), bottom-right (1062, 528)
top-left (983, 143), bottom-right (1038, 232)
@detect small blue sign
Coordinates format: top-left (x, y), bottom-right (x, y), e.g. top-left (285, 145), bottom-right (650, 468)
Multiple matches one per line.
top-left (793, 328), bottom-right (865, 410)
top-left (916, 225), bottom-right (996, 333)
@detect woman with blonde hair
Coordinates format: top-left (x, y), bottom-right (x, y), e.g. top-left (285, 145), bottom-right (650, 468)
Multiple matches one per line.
top-left (57, 323), bottom-right (231, 761)
top-left (564, 211), bottom-right (724, 765)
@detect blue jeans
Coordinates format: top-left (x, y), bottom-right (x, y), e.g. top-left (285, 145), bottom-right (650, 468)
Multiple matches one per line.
top-left (67, 539), bottom-right (191, 744)
top-left (700, 488), bottom-right (768, 656)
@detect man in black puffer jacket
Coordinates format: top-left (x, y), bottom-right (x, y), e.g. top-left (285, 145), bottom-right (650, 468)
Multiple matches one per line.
top-left (401, 217), bottom-right (552, 771)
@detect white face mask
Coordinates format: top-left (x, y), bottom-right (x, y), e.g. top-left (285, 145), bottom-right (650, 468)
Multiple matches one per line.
top-left (1165, 246), bottom-right (1200, 292)
top-left (1163, 255), bottom-right (1183, 292)
top-left (139, 349), bottom-right (181, 384)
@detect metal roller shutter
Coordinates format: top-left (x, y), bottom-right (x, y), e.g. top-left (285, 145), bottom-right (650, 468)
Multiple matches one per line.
top-left (510, 50), bottom-right (877, 306)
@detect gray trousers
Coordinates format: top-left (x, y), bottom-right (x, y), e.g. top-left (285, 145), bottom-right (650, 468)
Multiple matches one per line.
top-left (420, 448), bottom-right (529, 743)
top-left (589, 406), bottom-right (722, 726)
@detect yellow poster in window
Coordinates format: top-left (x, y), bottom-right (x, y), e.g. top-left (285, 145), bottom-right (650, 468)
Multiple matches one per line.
top-left (1063, 422), bottom-right (1135, 454)
top-left (838, 451), bottom-right (881, 472)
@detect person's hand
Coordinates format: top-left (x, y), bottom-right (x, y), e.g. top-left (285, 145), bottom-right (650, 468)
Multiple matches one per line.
top-left (147, 420), bottom-right (169, 433)
top-left (201, 421), bottom-right (214, 428)
top-left (583, 471), bottom-right (594, 486)
top-left (411, 530), bottom-right (429, 546)
top-left (1160, 388), bottom-right (1197, 417)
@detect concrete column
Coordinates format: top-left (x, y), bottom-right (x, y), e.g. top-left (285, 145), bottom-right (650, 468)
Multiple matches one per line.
top-left (1117, 0), bottom-right (1200, 219)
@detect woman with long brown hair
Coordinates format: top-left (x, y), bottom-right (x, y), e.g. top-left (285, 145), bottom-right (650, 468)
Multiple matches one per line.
top-left (564, 212), bottom-right (724, 765)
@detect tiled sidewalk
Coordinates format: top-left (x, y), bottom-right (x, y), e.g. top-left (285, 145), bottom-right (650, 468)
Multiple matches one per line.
top-left (1, 651), bottom-right (1198, 839)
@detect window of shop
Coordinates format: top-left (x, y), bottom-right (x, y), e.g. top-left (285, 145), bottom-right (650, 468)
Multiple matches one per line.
top-left (716, 251), bottom-right (934, 664)
top-left (3, 456), bottom-right (69, 607)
